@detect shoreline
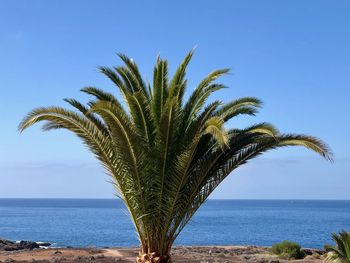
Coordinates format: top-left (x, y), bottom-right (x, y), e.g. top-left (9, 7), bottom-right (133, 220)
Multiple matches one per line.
top-left (0, 244), bottom-right (326, 263)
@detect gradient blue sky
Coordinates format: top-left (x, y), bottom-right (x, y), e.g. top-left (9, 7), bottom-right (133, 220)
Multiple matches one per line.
top-left (0, 0), bottom-right (349, 199)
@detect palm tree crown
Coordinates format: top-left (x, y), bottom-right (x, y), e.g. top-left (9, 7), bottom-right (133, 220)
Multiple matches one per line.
top-left (19, 50), bottom-right (332, 263)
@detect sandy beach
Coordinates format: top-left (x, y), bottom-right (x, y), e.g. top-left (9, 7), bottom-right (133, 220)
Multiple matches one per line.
top-left (0, 246), bottom-right (325, 263)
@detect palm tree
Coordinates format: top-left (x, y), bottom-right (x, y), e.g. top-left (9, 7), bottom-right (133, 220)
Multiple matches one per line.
top-left (19, 50), bottom-right (332, 263)
top-left (326, 231), bottom-right (350, 263)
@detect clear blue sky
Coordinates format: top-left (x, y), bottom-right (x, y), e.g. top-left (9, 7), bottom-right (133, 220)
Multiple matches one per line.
top-left (0, 0), bottom-right (349, 199)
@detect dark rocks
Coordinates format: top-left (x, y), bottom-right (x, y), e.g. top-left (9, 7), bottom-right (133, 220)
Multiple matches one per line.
top-left (0, 239), bottom-right (50, 251)
top-left (0, 240), bottom-right (19, 251)
top-left (18, 241), bottom-right (40, 250)
top-left (302, 248), bottom-right (326, 255)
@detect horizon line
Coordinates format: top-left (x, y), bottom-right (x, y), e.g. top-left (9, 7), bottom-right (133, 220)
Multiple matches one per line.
top-left (0, 197), bottom-right (349, 201)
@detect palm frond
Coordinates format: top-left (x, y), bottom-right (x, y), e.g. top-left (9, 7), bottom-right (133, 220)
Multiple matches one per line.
top-left (118, 53), bottom-right (149, 98)
top-left (326, 231), bottom-right (350, 263)
top-left (81, 86), bottom-right (119, 103)
top-left (203, 117), bottom-right (229, 149)
top-left (98, 67), bottom-right (130, 96)
top-left (216, 97), bottom-right (262, 121)
top-left (278, 134), bottom-right (333, 161)
top-left (168, 49), bottom-right (194, 103)
top-left (152, 58), bottom-right (168, 124)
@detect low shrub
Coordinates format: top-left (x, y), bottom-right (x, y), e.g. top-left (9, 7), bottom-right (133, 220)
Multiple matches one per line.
top-left (271, 240), bottom-right (305, 259)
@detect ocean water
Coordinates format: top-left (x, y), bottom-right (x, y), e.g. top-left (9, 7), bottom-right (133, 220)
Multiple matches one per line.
top-left (0, 199), bottom-right (349, 249)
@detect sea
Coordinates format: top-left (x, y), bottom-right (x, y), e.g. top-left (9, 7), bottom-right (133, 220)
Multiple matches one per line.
top-left (0, 199), bottom-right (349, 249)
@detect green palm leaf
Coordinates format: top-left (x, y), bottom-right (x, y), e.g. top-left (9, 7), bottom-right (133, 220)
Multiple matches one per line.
top-left (326, 231), bottom-right (350, 263)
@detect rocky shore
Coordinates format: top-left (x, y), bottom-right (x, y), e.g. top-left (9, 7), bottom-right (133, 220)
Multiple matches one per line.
top-left (0, 242), bottom-right (327, 263)
top-left (0, 239), bottom-right (51, 251)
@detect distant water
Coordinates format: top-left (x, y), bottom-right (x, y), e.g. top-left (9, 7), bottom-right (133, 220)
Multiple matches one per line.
top-left (0, 199), bottom-right (349, 249)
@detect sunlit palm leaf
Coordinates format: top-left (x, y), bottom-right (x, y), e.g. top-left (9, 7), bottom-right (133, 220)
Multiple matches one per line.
top-left (326, 231), bottom-right (350, 263)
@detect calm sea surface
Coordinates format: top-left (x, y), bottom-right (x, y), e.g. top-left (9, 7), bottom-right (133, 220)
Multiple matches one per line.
top-left (0, 199), bottom-right (349, 248)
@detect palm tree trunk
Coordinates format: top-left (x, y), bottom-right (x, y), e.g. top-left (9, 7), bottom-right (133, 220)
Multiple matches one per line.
top-left (136, 252), bottom-right (172, 263)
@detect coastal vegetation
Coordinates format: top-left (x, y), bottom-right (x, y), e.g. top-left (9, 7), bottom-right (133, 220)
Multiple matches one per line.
top-left (271, 240), bottom-right (305, 259)
top-left (325, 230), bottom-right (350, 263)
top-left (19, 50), bottom-right (332, 263)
